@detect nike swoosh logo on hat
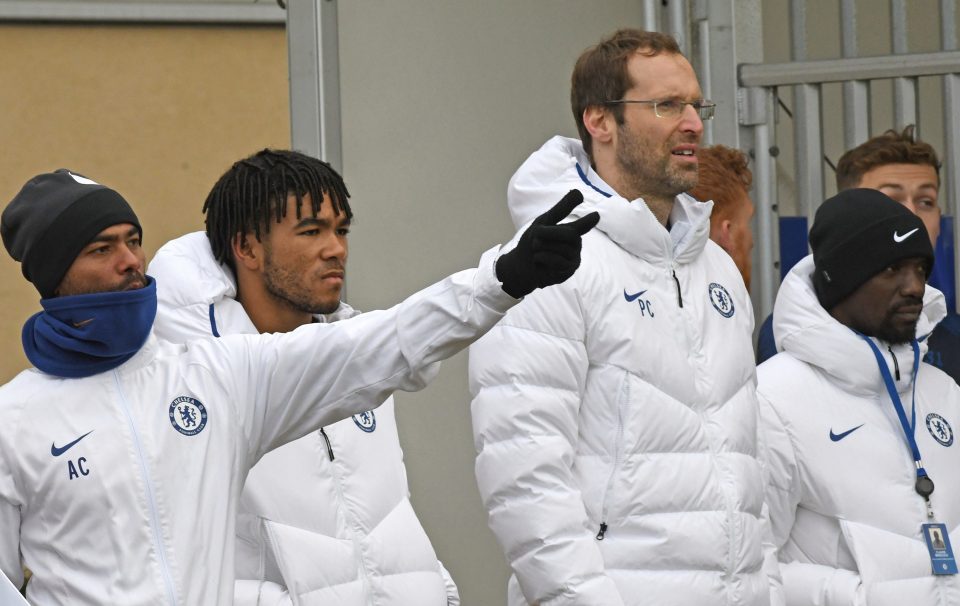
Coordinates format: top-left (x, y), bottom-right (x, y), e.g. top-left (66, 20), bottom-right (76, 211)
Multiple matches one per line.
top-left (894, 228), bottom-right (920, 243)
top-left (51, 430), bottom-right (93, 457)
top-left (68, 172), bottom-right (99, 186)
top-left (829, 424), bottom-right (864, 442)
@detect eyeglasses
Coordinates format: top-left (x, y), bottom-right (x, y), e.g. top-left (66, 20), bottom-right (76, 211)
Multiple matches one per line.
top-left (602, 98), bottom-right (716, 121)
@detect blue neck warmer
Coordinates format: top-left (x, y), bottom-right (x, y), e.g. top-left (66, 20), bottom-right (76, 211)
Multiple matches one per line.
top-left (22, 278), bottom-right (157, 378)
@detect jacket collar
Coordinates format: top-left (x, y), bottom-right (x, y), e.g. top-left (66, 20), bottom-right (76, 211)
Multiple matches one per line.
top-left (508, 136), bottom-right (711, 265)
top-left (773, 255), bottom-right (946, 396)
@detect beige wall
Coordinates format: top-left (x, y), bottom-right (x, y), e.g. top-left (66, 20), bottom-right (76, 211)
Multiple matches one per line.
top-left (0, 23), bottom-right (289, 379)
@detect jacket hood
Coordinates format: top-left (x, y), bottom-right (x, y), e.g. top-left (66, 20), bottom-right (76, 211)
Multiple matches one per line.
top-left (153, 232), bottom-right (236, 307)
top-left (773, 254), bottom-right (946, 396)
top-left (507, 136), bottom-right (712, 265)
top-left (150, 231), bottom-right (357, 323)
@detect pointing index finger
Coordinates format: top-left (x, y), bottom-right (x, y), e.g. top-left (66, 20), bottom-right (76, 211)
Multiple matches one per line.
top-left (533, 189), bottom-right (585, 226)
top-left (566, 211), bottom-right (600, 236)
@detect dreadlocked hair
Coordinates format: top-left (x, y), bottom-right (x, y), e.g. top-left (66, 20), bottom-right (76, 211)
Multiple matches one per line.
top-left (203, 149), bottom-right (352, 269)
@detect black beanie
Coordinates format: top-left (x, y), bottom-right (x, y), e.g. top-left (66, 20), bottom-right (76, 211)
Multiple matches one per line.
top-left (1, 169), bottom-right (142, 298)
top-left (810, 188), bottom-right (934, 310)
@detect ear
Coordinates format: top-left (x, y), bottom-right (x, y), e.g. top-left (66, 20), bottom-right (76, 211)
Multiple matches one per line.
top-left (715, 218), bottom-right (734, 253)
top-left (231, 232), bottom-right (263, 271)
top-left (583, 105), bottom-right (616, 147)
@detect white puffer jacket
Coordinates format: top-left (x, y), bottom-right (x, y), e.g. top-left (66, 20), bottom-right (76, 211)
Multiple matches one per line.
top-left (758, 255), bottom-right (960, 606)
top-left (469, 136), bottom-right (779, 606)
top-left (148, 232), bottom-right (458, 606)
top-left (0, 244), bottom-right (514, 605)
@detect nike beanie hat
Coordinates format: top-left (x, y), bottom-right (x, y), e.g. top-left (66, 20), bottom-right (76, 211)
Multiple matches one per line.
top-left (810, 188), bottom-right (933, 310)
top-left (2, 169), bottom-right (141, 298)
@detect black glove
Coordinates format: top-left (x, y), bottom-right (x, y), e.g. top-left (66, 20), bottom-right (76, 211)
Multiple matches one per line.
top-left (496, 189), bottom-right (599, 298)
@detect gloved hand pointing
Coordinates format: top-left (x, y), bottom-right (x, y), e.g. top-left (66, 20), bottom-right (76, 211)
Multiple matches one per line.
top-left (495, 189), bottom-right (599, 299)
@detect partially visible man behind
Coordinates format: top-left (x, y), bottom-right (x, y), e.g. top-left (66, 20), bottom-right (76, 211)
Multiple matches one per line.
top-left (757, 126), bottom-right (960, 383)
top-left (690, 144), bottom-right (755, 289)
top-left (757, 188), bottom-right (960, 604)
top-left (469, 28), bottom-right (780, 605)
top-left (0, 168), bottom-right (596, 605)
top-left (148, 149), bottom-right (460, 605)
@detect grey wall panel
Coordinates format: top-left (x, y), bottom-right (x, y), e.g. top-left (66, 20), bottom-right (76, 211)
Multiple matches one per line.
top-left (336, 3), bottom-right (646, 604)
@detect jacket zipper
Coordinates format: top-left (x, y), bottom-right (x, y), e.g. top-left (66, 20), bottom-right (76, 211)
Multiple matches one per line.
top-left (671, 269), bottom-right (684, 308)
top-left (113, 371), bottom-right (178, 606)
top-left (888, 345), bottom-right (901, 381)
top-left (323, 429), bottom-right (373, 601)
top-left (319, 427), bottom-right (335, 461)
top-left (597, 375), bottom-right (628, 541)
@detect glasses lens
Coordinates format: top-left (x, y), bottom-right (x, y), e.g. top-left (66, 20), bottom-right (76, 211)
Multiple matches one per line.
top-left (654, 100), bottom-right (683, 118)
top-left (699, 102), bottom-right (716, 121)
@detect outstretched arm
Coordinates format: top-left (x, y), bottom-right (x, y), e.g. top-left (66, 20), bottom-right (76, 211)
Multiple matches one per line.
top-left (199, 191), bottom-right (598, 464)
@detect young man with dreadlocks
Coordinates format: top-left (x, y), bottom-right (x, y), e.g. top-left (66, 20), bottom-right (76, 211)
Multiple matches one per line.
top-left (148, 149), bottom-right (461, 605)
top-left (0, 166), bottom-right (597, 605)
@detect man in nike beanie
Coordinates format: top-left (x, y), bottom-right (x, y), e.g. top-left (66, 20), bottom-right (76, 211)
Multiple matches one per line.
top-left (754, 188), bottom-right (960, 606)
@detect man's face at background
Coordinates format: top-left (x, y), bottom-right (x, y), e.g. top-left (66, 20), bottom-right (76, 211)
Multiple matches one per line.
top-left (857, 163), bottom-right (941, 245)
top-left (717, 191), bottom-right (755, 289)
top-left (56, 223), bottom-right (146, 297)
top-left (259, 192), bottom-right (349, 315)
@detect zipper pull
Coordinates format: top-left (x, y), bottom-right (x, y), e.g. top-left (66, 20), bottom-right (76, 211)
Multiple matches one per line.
top-left (319, 427), bottom-right (335, 461)
top-left (671, 269), bottom-right (683, 308)
top-left (596, 522), bottom-right (608, 541)
top-left (887, 345), bottom-right (901, 381)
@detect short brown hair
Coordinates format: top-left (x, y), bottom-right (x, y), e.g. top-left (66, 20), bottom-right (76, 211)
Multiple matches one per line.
top-left (689, 145), bottom-right (753, 220)
top-left (571, 28), bottom-right (682, 159)
top-left (835, 125), bottom-right (941, 190)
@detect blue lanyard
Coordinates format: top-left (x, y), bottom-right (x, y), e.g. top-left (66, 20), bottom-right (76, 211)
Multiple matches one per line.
top-left (857, 334), bottom-right (934, 500)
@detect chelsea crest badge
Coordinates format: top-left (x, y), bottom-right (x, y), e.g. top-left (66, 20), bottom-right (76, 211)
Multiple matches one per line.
top-left (708, 283), bottom-right (735, 318)
top-left (169, 396), bottom-right (208, 436)
top-left (353, 410), bottom-right (376, 433)
top-left (927, 413), bottom-right (954, 447)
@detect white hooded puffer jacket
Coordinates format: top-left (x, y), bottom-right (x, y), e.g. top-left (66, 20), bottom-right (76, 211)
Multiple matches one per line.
top-left (148, 233), bottom-right (458, 606)
top-left (0, 242), bottom-right (513, 605)
top-left (758, 255), bottom-right (960, 606)
top-left (469, 136), bottom-right (779, 606)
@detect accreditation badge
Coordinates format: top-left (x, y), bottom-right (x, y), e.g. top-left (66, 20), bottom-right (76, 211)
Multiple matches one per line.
top-left (923, 523), bottom-right (958, 575)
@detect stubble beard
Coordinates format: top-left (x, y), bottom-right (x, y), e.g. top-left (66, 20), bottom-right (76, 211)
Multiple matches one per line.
top-left (875, 301), bottom-right (923, 345)
top-left (262, 250), bottom-right (342, 316)
top-left (874, 322), bottom-right (917, 346)
top-left (615, 125), bottom-right (698, 201)
top-left (57, 270), bottom-right (147, 297)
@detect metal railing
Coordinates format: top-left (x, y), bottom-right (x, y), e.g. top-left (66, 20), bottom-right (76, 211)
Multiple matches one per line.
top-left (737, 0), bottom-right (960, 318)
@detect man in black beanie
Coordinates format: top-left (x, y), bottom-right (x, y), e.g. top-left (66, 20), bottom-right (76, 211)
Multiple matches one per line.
top-left (755, 189), bottom-right (960, 604)
top-left (2, 169), bottom-right (143, 298)
top-left (756, 125), bottom-right (956, 376)
top-left (0, 168), bottom-right (597, 604)
top-left (810, 188), bottom-right (934, 342)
